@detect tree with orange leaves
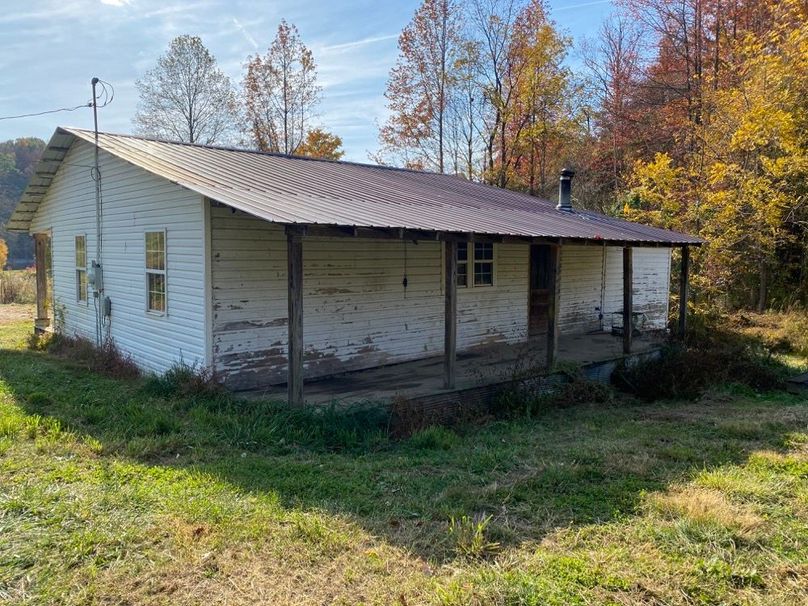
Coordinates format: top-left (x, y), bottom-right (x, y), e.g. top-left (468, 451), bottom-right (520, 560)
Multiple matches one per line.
top-left (379, 0), bottom-right (462, 173)
top-left (243, 20), bottom-right (321, 155)
top-left (295, 129), bottom-right (345, 161)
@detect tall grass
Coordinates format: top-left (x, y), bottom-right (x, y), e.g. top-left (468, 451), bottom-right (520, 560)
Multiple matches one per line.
top-left (0, 269), bottom-right (36, 304)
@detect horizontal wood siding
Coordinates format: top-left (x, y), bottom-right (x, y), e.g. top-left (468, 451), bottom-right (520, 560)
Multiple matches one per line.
top-left (559, 245), bottom-right (606, 333)
top-left (29, 140), bottom-right (206, 373)
top-left (211, 206), bottom-right (528, 389)
top-left (604, 247), bottom-right (671, 330)
top-left (558, 245), bottom-right (671, 334)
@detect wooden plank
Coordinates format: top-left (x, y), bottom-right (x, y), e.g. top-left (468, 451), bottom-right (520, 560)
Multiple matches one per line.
top-left (546, 244), bottom-right (561, 368)
top-left (444, 241), bottom-right (457, 389)
top-left (287, 228), bottom-right (304, 405)
top-left (623, 246), bottom-right (633, 354)
top-left (34, 233), bottom-right (49, 333)
top-left (678, 246), bottom-right (690, 339)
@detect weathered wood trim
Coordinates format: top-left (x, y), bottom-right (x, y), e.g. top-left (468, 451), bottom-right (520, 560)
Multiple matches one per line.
top-left (546, 244), bottom-right (561, 368)
top-left (286, 228), bottom-right (304, 405)
top-left (202, 197), bottom-right (214, 366)
top-left (678, 246), bottom-right (690, 338)
top-left (285, 223), bottom-right (568, 246)
top-left (623, 246), bottom-right (633, 354)
top-left (444, 240), bottom-right (458, 389)
top-left (34, 233), bottom-right (50, 333)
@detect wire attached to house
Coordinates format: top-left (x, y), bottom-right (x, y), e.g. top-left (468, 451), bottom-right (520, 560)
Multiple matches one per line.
top-left (0, 80), bottom-right (112, 122)
top-left (0, 103), bottom-right (92, 121)
top-left (91, 77), bottom-right (107, 345)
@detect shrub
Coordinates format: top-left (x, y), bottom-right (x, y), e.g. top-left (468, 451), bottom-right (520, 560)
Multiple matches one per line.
top-left (732, 311), bottom-right (808, 358)
top-left (613, 344), bottom-right (784, 401)
top-left (548, 376), bottom-right (616, 408)
top-left (494, 373), bottom-right (616, 419)
top-left (0, 269), bottom-right (36, 304)
top-left (143, 360), bottom-right (222, 398)
top-left (37, 333), bottom-right (141, 380)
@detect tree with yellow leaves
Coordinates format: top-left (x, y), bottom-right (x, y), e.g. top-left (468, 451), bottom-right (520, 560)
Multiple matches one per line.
top-left (625, 0), bottom-right (808, 309)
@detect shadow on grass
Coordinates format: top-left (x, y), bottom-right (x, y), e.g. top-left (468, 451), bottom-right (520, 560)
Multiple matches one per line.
top-left (1, 342), bottom-right (805, 561)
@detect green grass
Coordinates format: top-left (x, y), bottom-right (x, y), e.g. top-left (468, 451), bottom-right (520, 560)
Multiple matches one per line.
top-left (0, 316), bottom-right (806, 604)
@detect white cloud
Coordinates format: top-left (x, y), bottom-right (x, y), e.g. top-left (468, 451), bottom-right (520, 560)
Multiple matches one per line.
top-left (320, 33), bottom-right (398, 54)
top-left (100, 0), bottom-right (131, 6)
top-left (232, 17), bottom-right (259, 50)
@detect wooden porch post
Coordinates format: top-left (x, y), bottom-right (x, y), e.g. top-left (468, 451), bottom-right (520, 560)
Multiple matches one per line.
top-left (287, 227), bottom-right (304, 406)
top-left (34, 233), bottom-right (49, 334)
top-left (678, 246), bottom-right (690, 339)
top-left (546, 244), bottom-right (561, 368)
top-left (444, 240), bottom-right (457, 389)
top-left (623, 246), bottom-right (633, 354)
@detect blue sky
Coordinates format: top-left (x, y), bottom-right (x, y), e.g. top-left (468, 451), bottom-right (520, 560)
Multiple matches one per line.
top-left (0, 0), bottom-right (614, 161)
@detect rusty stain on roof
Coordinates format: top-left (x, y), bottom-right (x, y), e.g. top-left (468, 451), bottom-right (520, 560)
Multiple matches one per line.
top-left (7, 127), bottom-right (703, 246)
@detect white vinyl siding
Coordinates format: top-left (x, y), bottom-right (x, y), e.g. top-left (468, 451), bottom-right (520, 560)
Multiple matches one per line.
top-left (29, 140), bottom-right (207, 373)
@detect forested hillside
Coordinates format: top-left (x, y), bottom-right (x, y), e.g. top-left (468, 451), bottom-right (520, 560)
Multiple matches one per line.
top-left (0, 138), bottom-right (45, 267)
top-left (380, 0), bottom-right (808, 310)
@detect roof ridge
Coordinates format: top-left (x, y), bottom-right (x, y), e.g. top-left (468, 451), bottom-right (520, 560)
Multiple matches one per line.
top-left (61, 126), bottom-right (455, 177)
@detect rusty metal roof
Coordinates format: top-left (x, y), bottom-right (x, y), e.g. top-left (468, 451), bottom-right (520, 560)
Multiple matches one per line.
top-left (7, 127), bottom-right (703, 245)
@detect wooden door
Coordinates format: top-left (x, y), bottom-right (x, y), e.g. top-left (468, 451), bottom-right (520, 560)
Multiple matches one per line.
top-left (529, 244), bottom-right (552, 338)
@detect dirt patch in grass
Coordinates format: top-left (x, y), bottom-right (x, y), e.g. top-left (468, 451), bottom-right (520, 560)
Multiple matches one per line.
top-left (0, 303), bottom-right (34, 324)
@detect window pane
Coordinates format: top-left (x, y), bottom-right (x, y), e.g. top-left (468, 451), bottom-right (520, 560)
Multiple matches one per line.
top-left (76, 269), bottom-right (87, 302)
top-left (457, 263), bottom-right (468, 287)
top-left (148, 273), bottom-right (166, 312)
top-left (474, 242), bottom-right (493, 261)
top-left (457, 242), bottom-right (468, 262)
top-left (145, 232), bottom-right (165, 270)
top-left (474, 261), bottom-right (493, 286)
top-left (75, 236), bottom-right (86, 268)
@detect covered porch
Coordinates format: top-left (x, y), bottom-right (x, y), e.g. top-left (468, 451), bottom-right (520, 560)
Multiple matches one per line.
top-left (257, 329), bottom-right (667, 405)
top-left (279, 225), bottom-right (691, 405)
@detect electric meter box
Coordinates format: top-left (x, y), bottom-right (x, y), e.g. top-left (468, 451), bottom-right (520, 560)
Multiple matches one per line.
top-left (89, 261), bottom-right (104, 292)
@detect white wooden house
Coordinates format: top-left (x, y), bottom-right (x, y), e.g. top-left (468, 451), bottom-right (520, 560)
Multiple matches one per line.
top-left (8, 128), bottom-right (701, 404)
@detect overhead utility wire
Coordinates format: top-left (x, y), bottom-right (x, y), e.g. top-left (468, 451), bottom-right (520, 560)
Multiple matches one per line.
top-left (0, 103), bottom-right (93, 121)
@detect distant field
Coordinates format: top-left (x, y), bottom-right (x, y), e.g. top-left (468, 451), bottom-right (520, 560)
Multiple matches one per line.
top-left (0, 269), bottom-right (36, 305)
top-left (0, 313), bottom-right (806, 605)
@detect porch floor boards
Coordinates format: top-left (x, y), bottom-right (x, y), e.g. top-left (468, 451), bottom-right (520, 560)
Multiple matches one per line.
top-left (252, 331), bottom-right (665, 405)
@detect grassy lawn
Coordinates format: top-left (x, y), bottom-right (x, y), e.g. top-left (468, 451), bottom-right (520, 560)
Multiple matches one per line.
top-left (1, 309), bottom-right (806, 605)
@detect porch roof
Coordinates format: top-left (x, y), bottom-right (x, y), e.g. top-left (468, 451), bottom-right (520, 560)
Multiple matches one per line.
top-left (8, 127), bottom-right (703, 246)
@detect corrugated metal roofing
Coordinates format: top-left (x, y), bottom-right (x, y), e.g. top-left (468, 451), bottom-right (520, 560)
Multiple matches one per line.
top-left (7, 127), bottom-right (703, 245)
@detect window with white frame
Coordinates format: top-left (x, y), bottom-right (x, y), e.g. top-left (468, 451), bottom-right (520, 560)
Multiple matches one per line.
top-left (457, 242), bottom-right (469, 287)
top-left (456, 241), bottom-right (495, 287)
top-left (474, 242), bottom-right (494, 286)
top-left (145, 231), bottom-right (166, 314)
top-left (75, 235), bottom-right (87, 302)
